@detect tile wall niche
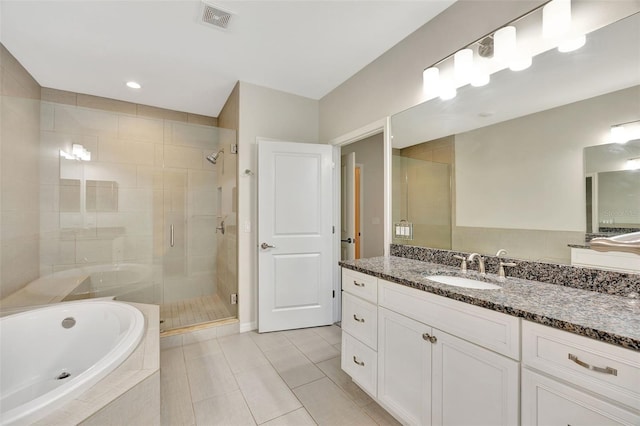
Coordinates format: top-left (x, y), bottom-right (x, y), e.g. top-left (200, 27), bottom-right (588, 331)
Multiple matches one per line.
top-left (0, 45), bottom-right (41, 298)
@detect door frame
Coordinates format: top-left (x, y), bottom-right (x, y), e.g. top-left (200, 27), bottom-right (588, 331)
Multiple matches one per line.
top-left (329, 117), bottom-right (391, 323)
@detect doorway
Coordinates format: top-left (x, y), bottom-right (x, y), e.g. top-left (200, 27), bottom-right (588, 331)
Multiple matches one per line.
top-left (340, 133), bottom-right (385, 261)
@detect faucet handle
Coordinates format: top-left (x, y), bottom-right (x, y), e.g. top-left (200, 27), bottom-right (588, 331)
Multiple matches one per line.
top-left (498, 261), bottom-right (517, 278)
top-left (453, 255), bottom-right (467, 273)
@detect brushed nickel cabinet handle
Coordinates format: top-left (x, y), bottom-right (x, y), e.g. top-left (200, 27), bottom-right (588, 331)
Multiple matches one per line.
top-left (353, 356), bottom-right (365, 366)
top-left (353, 281), bottom-right (365, 287)
top-left (422, 333), bottom-right (437, 343)
top-left (170, 225), bottom-right (174, 247)
top-left (353, 314), bottom-right (365, 323)
top-left (568, 354), bottom-right (617, 376)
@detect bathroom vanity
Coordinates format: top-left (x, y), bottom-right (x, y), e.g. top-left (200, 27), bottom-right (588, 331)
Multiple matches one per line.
top-left (339, 256), bottom-right (640, 426)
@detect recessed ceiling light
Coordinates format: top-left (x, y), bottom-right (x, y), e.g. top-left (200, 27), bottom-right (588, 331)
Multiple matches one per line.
top-left (126, 81), bottom-right (141, 89)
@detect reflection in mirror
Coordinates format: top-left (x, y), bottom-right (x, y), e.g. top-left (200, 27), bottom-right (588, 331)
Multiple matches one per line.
top-left (391, 11), bottom-right (640, 264)
top-left (584, 140), bottom-right (640, 233)
top-left (86, 180), bottom-right (118, 212)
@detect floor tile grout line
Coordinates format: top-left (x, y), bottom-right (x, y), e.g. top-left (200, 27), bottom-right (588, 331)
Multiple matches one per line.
top-left (215, 335), bottom-right (260, 426)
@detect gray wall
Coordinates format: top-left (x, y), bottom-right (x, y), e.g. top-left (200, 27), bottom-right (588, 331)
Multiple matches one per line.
top-left (341, 133), bottom-right (385, 258)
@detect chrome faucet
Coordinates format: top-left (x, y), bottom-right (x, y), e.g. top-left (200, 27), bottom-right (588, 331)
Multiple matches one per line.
top-left (467, 253), bottom-right (485, 275)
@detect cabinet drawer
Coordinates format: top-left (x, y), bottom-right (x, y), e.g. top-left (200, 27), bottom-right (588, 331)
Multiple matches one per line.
top-left (522, 368), bottom-right (639, 426)
top-left (378, 279), bottom-right (520, 359)
top-left (342, 292), bottom-right (377, 349)
top-left (342, 332), bottom-right (377, 397)
top-left (522, 321), bottom-right (640, 409)
top-left (342, 268), bottom-right (377, 303)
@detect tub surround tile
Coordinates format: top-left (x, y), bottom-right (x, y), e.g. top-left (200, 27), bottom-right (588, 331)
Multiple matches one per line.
top-left (340, 255), bottom-right (640, 351)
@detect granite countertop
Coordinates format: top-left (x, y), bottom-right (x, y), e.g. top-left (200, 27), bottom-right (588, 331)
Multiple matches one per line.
top-left (340, 256), bottom-right (640, 352)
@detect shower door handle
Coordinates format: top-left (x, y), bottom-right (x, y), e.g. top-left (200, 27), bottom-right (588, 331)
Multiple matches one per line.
top-left (170, 225), bottom-right (174, 247)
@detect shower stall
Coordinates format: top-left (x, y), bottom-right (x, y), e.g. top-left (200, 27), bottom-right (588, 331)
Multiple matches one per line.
top-left (392, 154), bottom-right (452, 249)
top-left (34, 99), bottom-right (238, 332)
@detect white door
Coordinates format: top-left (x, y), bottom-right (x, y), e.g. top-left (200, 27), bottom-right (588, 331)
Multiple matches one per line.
top-left (258, 140), bottom-right (334, 332)
top-left (341, 152), bottom-right (356, 260)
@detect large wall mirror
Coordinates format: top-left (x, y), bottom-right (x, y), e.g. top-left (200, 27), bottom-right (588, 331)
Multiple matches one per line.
top-left (390, 10), bottom-right (640, 264)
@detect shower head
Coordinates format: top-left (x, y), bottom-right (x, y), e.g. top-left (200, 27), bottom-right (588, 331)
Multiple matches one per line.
top-left (206, 149), bottom-right (224, 165)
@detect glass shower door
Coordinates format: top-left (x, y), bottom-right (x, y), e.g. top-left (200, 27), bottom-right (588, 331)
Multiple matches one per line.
top-left (159, 121), bottom-right (236, 331)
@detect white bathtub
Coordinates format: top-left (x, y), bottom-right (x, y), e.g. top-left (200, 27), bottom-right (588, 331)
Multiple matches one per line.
top-left (0, 300), bottom-right (145, 425)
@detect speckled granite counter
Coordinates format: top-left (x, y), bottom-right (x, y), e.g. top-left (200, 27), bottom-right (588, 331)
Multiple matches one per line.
top-left (339, 256), bottom-right (640, 352)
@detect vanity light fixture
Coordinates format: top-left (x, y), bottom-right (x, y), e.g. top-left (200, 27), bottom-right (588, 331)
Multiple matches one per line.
top-left (423, 67), bottom-right (440, 97)
top-left (421, 0), bottom-right (587, 101)
top-left (60, 143), bottom-right (91, 161)
top-left (543, 0), bottom-right (571, 40)
top-left (611, 120), bottom-right (640, 144)
top-left (494, 26), bottom-right (517, 65)
top-left (627, 157), bottom-right (640, 170)
top-left (439, 78), bottom-right (457, 100)
top-left (558, 34), bottom-right (586, 52)
top-left (454, 48), bottom-right (474, 84)
top-left (126, 81), bottom-right (142, 89)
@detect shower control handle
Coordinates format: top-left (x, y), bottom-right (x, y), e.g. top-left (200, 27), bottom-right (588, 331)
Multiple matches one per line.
top-left (260, 242), bottom-right (276, 250)
top-left (170, 225), bottom-right (174, 248)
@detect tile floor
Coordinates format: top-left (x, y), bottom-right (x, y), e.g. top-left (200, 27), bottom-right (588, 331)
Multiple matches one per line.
top-left (160, 294), bottom-right (232, 332)
top-left (161, 325), bottom-right (401, 425)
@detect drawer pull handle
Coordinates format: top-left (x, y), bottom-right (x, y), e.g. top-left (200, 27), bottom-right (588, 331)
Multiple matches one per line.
top-left (353, 314), bottom-right (365, 323)
top-left (568, 354), bottom-right (617, 376)
top-left (353, 356), bottom-right (365, 366)
top-left (353, 281), bottom-right (365, 287)
top-left (422, 333), bottom-right (437, 343)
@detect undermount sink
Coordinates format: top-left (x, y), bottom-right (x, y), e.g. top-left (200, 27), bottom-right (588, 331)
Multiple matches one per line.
top-left (424, 275), bottom-right (502, 290)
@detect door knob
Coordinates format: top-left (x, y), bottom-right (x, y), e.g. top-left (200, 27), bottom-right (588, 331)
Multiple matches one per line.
top-left (341, 238), bottom-right (352, 243)
top-left (260, 242), bottom-right (276, 249)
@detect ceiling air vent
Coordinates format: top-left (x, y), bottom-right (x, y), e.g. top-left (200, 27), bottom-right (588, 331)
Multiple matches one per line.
top-left (201, 2), bottom-right (233, 29)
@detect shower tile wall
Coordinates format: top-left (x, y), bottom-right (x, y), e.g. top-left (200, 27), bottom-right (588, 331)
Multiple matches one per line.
top-left (38, 100), bottom-right (225, 306)
top-left (0, 45), bottom-right (41, 298)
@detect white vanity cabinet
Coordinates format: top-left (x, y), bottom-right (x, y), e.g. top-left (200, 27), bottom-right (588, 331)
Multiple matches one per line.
top-left (521, 321), bottom-right (640, 426)
top-left (341, 268), bottom-right (378, 396)
top-left (377, 279), bottom-right (520, 426)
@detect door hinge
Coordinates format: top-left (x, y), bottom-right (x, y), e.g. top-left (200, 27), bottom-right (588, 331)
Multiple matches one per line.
top-left (332, 226), bottom-right (335, 234)
top-left (230, 293), bottom-right (238, 304)
top-left (332, 290), bottom-right (335, 298)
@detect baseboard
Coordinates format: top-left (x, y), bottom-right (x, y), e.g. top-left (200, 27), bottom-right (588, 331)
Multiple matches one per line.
top-left (240, 321), bottom-right (257, 333)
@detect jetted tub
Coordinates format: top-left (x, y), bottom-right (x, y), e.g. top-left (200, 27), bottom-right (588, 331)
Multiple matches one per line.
top-left (0, 300), bottom-right (145, 425)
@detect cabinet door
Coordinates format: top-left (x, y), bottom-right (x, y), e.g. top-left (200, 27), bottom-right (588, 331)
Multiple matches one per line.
top-left (432, 330), bottom-right (519, 426)
top-left (522, 368), bottom-right (639, 426)
top-left (378, 307), bottom-right (432, 426)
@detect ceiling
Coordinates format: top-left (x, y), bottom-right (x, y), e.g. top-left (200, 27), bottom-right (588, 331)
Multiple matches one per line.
top-left (0, 0), bottom-right (456, 117)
